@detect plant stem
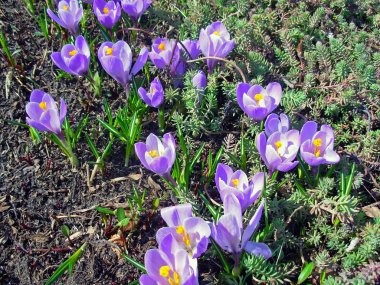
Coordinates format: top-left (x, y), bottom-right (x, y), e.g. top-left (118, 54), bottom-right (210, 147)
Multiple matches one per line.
top-left (158, 108), bottom-right (165, 132)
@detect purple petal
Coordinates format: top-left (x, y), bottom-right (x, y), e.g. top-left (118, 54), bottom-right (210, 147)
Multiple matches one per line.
top-left (323, 149), bottom-right (340, 164)
top-left (30, 90), bottom-right (46, 103)
top-left (26, 118), bottom-right (49, 132)
top-left (26, 102), bottom-right (44, 121)
top-left (244, 241), bottom-right (272, 259)
top-left (51, 52), bottom-right (72, 74)
top-left (40, 109), bottom-right (62, 134)
top-left (266, 82), bottom-right (282, 106)
top-left (223, 194), bottom-right (242, 228)
top-left (160, 203), bottom-right (193, 227)
top-left (215, 163), bottom-right (233, 192)
top-left (276, 161), bottom-right (299, 172)
top-left (300, 121), bottom-right (318, 143)
top-left (214, 214), bottom-right (241, 254)
top-left (59, 98), bottom-right (67, 125)
top-left (144, 249), bottom-right (171, 284)
top-left (139, 274), bottom-right (157, 285)
top-left (134, 142), bottom-right (150, 170)
top-left (75, 35), bottom-right (90, 57)
top-left (68, 53), bottom-right (89, 75)
top-left (131, 47), bottom-right (148, 75)
top-left (241, 201), bottom-right (264, 248)
top-left (47, 9), bottom-right (67, 29)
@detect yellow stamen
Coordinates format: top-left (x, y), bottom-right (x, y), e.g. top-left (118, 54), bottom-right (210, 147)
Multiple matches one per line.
top-left (254, 93), bottom-right (264, 101)
top-left (159, 265), bottom-right (181, 285)
top-left (213, 31), bottom-right (220, 36)
top-left (159, 265), bottom-right (171, 278)
top-left (69, 49), bottom-right (77, 57)
top-left (313, 138), bottom-right (322, 147)
top-left (231, 179), bottom-right (239, 188)
top-left (274, 141), bottom-right (282, 149)
top-left (158, 42), bottom-right (165, 51)
top-left (103, 7), bottom-right (109, 14)
top-left (313, 138), bottom-right (323, 157)
top-left (106, 47), bottom-right (113, 55)
top-left (63, 5), bottom-right (68, 11)
top-left (148, 150), bottom-right (159, 158)
top-left (176, 226), bottom-right (191, 246)
top-left (150, 87), bottom-right (157, 94)
top-left (39, 102), bottom-right (47, 111)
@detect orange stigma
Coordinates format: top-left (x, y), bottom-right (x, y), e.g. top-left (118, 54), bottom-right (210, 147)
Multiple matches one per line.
top-left (103, 7), bottom-right (109, 14)
top-left (158, 42), bottom-right (165, 51)
top-left (39, 102), bottom-right (47, 111)
top-left (69, 49), bottom-right (77, 57)
top-left (106, 47), bottom-right (113, 55)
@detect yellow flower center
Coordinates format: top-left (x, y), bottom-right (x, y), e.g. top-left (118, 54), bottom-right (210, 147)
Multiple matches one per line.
top-left (63, 5), bottom-right (68, 11)
top-left (39, 101), bottom-right (47, 111)
top-left (313, 138), bottom-right (322, 157)
top-left (159, 265), bottom-right (181, 285)
top-left (176, 226), bottom-right (191, 246)
top-left (274, 141), bottom-right (282, 149)
top-left (150, 87), bottom-right (157, 94)
top-left (103, 7), bottom-right (109, 14)
top-left (158, 42), bottom-right (165, 51)
top-left (231, 179), bottom-right (239, 188)
top-left (69, 49), bottom-right (77, 57)
top-left (106, 47), bottom-right (113, 55)
top-left (148, 150), bottom-right (159, 158)
top-left (213, 31), bottom-right (220, 36)
top-left (254, 93), bottom-right (264, 101)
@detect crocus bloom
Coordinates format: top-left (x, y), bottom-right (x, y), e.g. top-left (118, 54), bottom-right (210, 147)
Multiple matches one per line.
top-left (300, 121), bottom-right (340, 166)
top-left (215, 163), bottom-right (264, 212)
top-left (199, 21), bottom-right (235, 73)
top-left (192, 71), bottom-right (207, 91)
top-left (180, 39), bottom-right (201, 60)
top-left (98, 41), bottom-right (148, 88)
top-left (121, 0), bottom-right (152, 22)
top-left (134, 133), bottom-right (176, 178)
top-left (93, 0), bottom-right (121, 29)
top-left (138, 77), bottom-right (164, 108)
top-left (256, 130), bottom-right (300, 173)
top-left (156, 203), bottom-right (210, 259)
top-left (140, 234), bottom-right (198, 285)
top-left (26, 90), bottom-right (66, 135)
top-left (211, 194), bottom-right (271, 271)
top-left (47, 0), bottom-right (83, 35)
top-left (149, 38), bottom-right (180, 74)
top-left (236, 82), bottom-right (282, 121)
top-left (51, 36), bottom-right (90, 76)
top-left (265, 113), bottom-right (290, 137)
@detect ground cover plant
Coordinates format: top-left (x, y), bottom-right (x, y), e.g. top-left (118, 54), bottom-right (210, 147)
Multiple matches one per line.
top-left (0, 0), bottom-right (379, 284)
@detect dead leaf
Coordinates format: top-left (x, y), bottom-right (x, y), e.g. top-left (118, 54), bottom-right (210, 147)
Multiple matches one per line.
top-left (363, 206), bottom-right (380, 218)
top-left (30, 234), bottom-right (50, 243)
top-left (148, 176), bottom-right (161, 190)
top-left (128, 173), bottom-right (142, 180)
top-left (0, 205), bottom-right (10, 213)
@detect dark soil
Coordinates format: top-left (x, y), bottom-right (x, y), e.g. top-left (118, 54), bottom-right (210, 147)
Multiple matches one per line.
top-left (0, 1), bottom-right (178, 284)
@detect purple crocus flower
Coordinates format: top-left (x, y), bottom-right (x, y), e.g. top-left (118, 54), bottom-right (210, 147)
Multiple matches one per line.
top-left (192, 71), bottom-right (207, 90)
top-left (121, 0), bottom-right (152, 22)
top-left (156, 203), bottom-right (210, 259)
top-left (134, 133), bottom-right (176, 179)
top-left (199, 21), bottom-right (235, 73)
top-left (180, 39), bottom-right (201, 60)
top-left (236, 82), bottom-right (282, 121)
top-left (215, 163), bottom-right (264, 212)
top-left (300, 121), bottom-right (340, 166)
top-left (47, 0), bottom-right (83, 35)
top-left (138, 77), bottom-right (164, 108)
top-left (93, 0), bottom-right (121, 29)
top-left (211, 194), bottom-right (271, 273)
top-left (98, 41), bottom-right (148, 88)
top-left (265, 113), bottom-right (290, 137)
top-left (140, 234), bottom-right (198, 285)
top-left (149, 38), bottom-right (180, 75)
top-left (26, 90), bottom-right (66, 135)
top-left (256, 130), bottom-right (300, 173)
top-left (51, 35), bottom-right (90, 76)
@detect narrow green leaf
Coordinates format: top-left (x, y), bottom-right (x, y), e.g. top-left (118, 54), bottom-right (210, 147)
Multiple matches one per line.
top-left (116, 207), bottom-right (126, 221)
top-left (297, 154), bottom-right (313, 186)
top-left (45, 243), bottom-right (87, 285)
top-left (98, 118), bottom-right (127, 142)
top-left (103, 97), bottom-right (113, 124)
top-left (61, 225), bottom-right (70, 237)
top-left (85, 133), bottom-right (100, 159)
top-left (116, 217), bottom-right (130, 227)
top-left (344, 163), bottom-right (356, 196)
top-left (297, 262), bottom-right (314, 284)
top-left (210, 238), bottom-right (230, 273)
top-left (121, 253), bottom-right (146, 272)
top-left (0, 30), bottom-right (15, 67)
top-left (95, 206), bottom-right (115, 215)
top-left (74, 115), bottom-right (89, 144)
top-left (226, 151), bottom-right (241, 166)
top-left (189, 143), bottom-right (205, 170)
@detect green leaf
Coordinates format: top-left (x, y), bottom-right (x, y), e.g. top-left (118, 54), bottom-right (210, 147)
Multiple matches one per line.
top-left (98, 118), bottom-right (127, 142)
top-left (121, 253), bottom-right (146, 272)
top-left (116, 217), bottom-right (130, 228)
top-left (116, 207), bottom-right (126, 221)
top-left (85, 133), bottom-right (100, 159)
top-left (61, 225), bottom-right (70, 237)
top-left (344, 163), bottom-right (356, 196)
top-left (45, 243), bottom-right (87, 285)
top-left (189, 143), bottom-right (205, 170)
top-left (103, 97), bottom-right (113, 124)
top-left (74, 115), bottom-right (89, 145)
top-left (297, 262), bottom-right (314, 284)
top-left (95, 206), bottom-right (115, 215)
top-left (210, 238), bottom-right (230, 273)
